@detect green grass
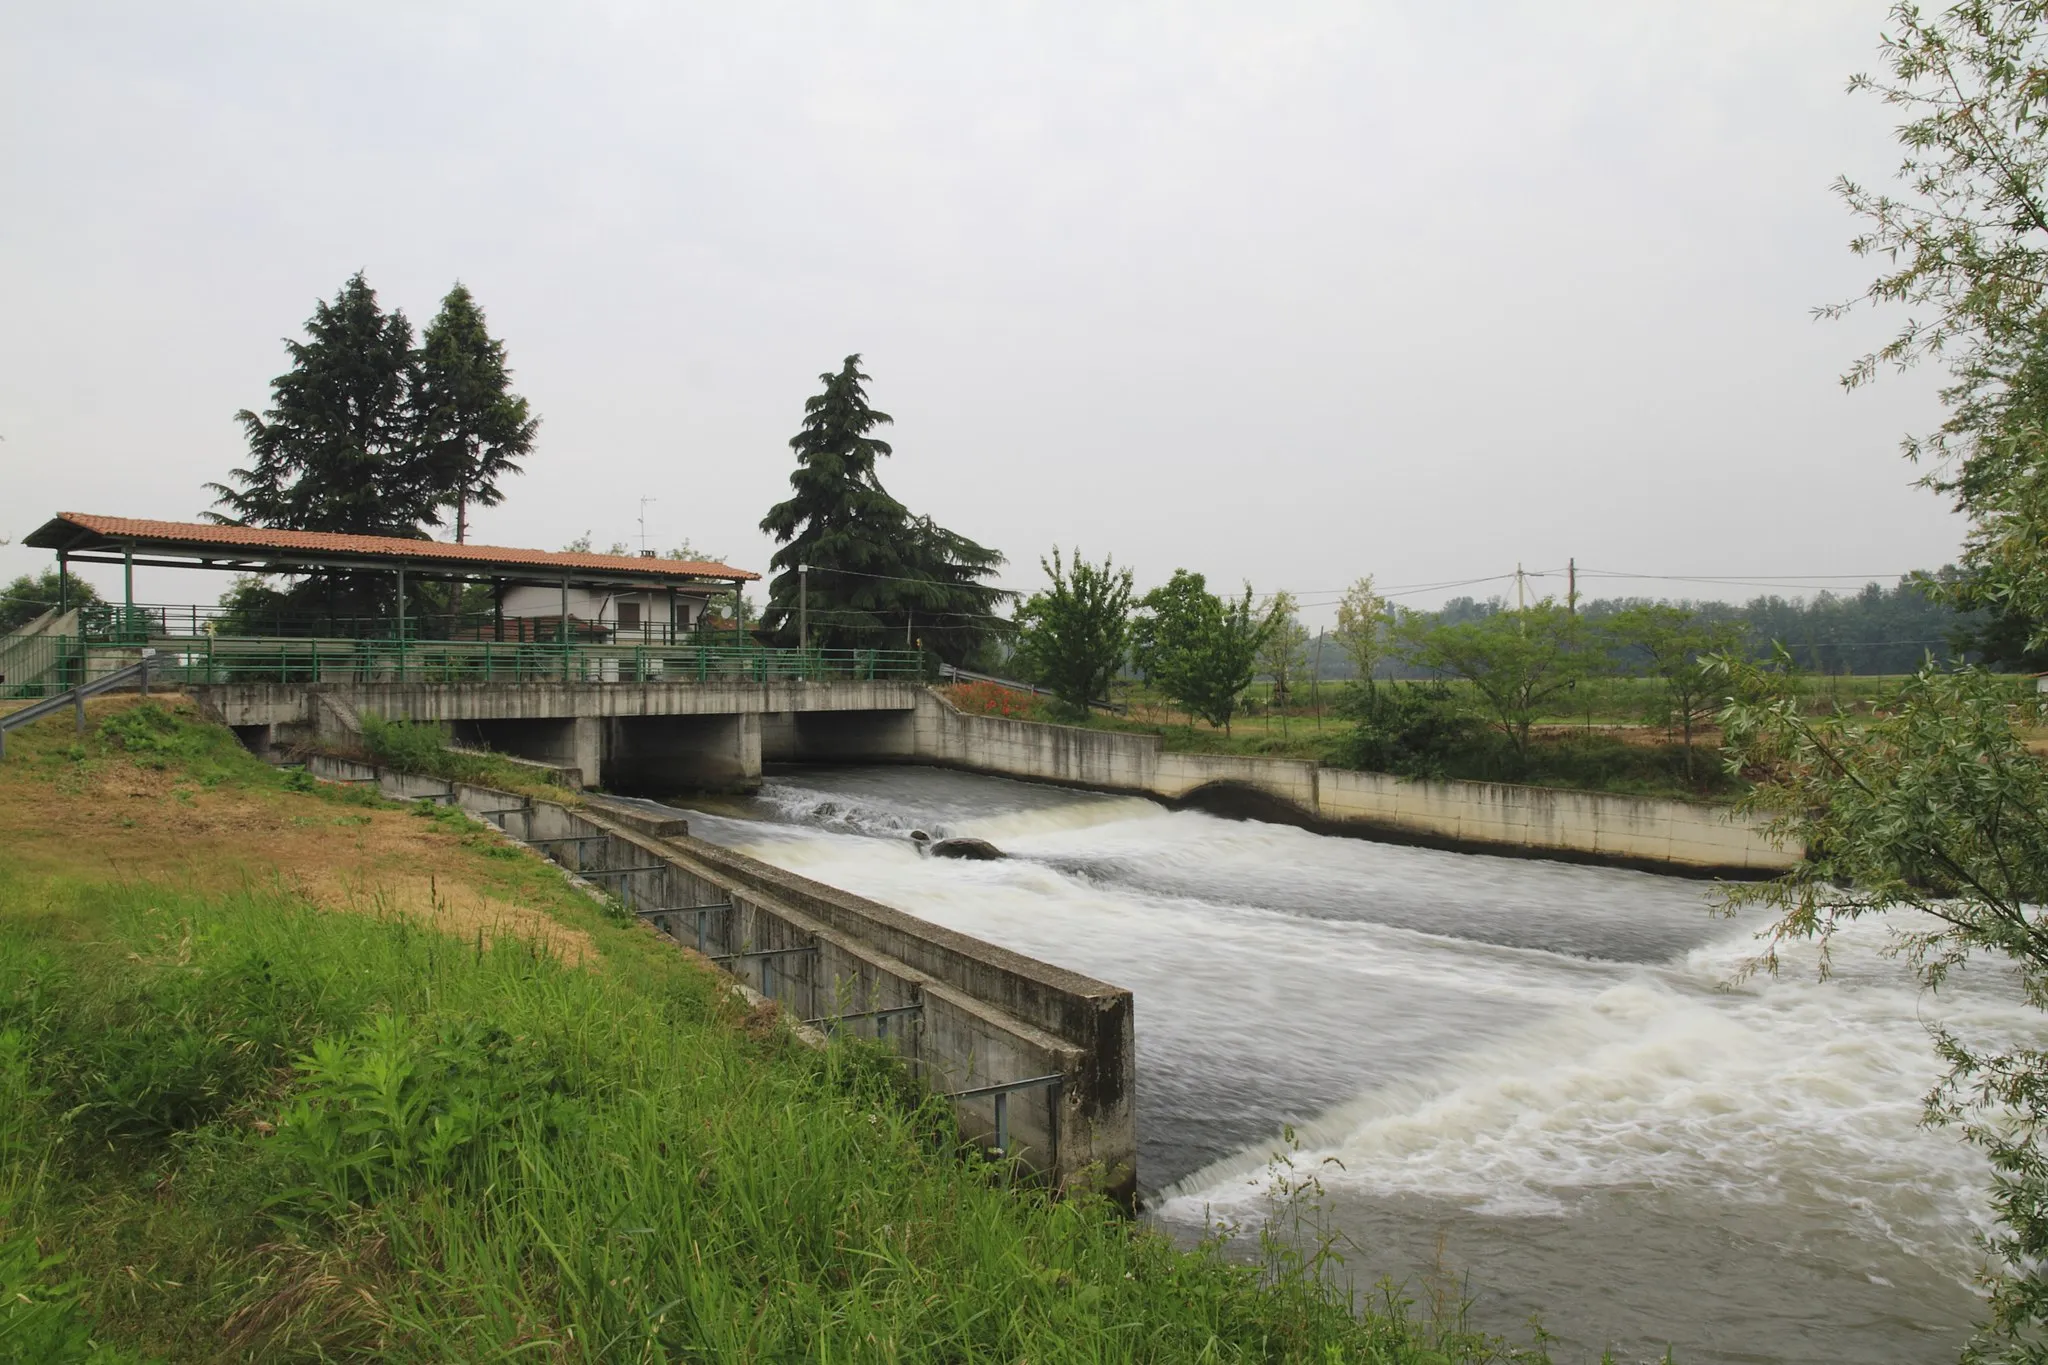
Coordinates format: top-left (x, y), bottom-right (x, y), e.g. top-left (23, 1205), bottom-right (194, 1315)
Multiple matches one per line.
top-left (0, 701), bottom-right (1564, 1362)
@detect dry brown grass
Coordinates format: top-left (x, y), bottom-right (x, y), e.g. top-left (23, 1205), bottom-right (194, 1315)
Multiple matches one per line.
top-left (0, 694), bottom-right (595, 964)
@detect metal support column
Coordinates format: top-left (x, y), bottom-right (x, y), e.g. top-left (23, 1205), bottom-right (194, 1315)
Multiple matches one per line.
top-left (122, 544), bottom-right (133, 638)
top-left (56, 551), bottom-right (68, 615)
top-left (395, 563), bottom-right (407, 681)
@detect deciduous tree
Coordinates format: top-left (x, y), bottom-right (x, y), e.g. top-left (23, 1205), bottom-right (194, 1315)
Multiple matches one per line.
top-left (0, 570), bottom-right (101, 634)
top-left (1732, 7), bottom-right (2048, 1355)
top-left (1132, 570), bottom-right (1281, 731)
top-left (1015, 547), bottom-right (1134, 716)
top-left (1333, 577), bottom-right (1388, 688)
top-left (1256, 590), bottom-right (1309, 722)
top-left (1394, 602), bottom-right (1588, 763)
top-left (1601, 603), bottom-right (1743, 779)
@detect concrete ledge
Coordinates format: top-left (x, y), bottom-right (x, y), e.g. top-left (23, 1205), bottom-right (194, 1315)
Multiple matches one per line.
top-left (297, 752), bottom-right (1136, 1205)
top-left (909, 690), bottom-right (1798, 877)
top-left (194, 678), bottom-right (922, 726)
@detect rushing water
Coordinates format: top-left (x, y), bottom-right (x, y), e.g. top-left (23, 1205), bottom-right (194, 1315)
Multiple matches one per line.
top-left (654, 764), bottom-right (2023, 1363)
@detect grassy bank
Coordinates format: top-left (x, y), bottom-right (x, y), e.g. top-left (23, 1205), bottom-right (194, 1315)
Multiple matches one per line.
top-left (948, 674), bottom-right (2045, 801)
top-left (0, 696), bottom-right (1561, 1362)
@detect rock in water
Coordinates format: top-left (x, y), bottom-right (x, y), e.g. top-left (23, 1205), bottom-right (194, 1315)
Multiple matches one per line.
top-left (930, 837), bottom-right (1004, 861)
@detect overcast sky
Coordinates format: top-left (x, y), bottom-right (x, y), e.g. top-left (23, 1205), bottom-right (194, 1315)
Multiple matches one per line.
top-left (1, 2), bottom-right (1964, 627)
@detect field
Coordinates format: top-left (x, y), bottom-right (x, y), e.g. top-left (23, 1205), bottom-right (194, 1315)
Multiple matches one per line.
top-left (0, 695), bottom-right (1561, 1363)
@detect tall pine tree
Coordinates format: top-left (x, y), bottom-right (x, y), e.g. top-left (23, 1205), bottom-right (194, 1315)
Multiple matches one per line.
top-left (758, 355), bottom-right (1009, 663)
top-left (416, 283), bottom-right (539, 543)
top-left (209, 272), bottom-right (437, 537)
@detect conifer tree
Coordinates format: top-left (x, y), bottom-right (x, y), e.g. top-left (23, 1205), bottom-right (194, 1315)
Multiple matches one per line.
top-left (416, 283), bottom-right (538, 543)
top-left (209, 272), bottom-right (434, 537)
top-left (759, 355), bottom-right (1008, 663)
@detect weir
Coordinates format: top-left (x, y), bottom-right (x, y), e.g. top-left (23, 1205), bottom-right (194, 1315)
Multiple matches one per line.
top-left (684, 763), bottom-right (1996, 1364)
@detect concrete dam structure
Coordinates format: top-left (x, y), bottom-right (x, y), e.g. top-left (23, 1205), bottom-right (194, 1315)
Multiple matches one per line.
top-left (297, 752), bottom-right (1138, 1206)
top-left (194, 678), bottom-right (1796, 876)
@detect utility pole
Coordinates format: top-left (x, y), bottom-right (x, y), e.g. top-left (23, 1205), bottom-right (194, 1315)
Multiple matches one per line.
top-left (1312, 627), bottom-right (1326, 729)
top-left (1516, 563), bottom-right (1526, 611)
top-left (1568, 558), bottom-right (1577, 615)
top-left (798, 564), bottom-right (809, 653)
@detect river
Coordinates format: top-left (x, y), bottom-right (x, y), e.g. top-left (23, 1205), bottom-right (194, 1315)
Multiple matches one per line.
top-left (656, 764), bottom-right (2015, 1363)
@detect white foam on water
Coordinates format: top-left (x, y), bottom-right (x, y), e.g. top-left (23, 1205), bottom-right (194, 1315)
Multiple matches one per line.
top-left (685, 768), bottom-right (2026, 1352)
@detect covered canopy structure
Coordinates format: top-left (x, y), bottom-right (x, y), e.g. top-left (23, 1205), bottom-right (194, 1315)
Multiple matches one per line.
top-left (22, 513), bottom-right (759, 643)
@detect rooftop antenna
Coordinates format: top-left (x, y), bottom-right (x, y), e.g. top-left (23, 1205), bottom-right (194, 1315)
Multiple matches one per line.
top-left (637, 496), bottom-right (658, 556)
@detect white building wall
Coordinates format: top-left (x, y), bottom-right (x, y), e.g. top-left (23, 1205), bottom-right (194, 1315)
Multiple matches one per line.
top-left (499, 585), bottom-right (709, 630)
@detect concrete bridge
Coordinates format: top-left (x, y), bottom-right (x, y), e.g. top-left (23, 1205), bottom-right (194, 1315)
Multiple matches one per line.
top-left (194, 678), bottom-right (926, 790)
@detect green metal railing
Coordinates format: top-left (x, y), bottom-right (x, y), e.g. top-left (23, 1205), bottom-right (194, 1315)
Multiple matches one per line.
top-left (114, 637), bottom-right (929, 687)
top-left (0, 630), bottom-right (931, 703)
top-left (79, 603), bottom-right (736, 647)
top-left (0, 634), bottom-right (86, 701)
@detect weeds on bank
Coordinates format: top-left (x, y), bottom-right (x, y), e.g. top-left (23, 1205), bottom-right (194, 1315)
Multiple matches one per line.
top-left (0, 868), bottom-right (1571, 1363)
top-left (352, 714), bottom-right (576, 802)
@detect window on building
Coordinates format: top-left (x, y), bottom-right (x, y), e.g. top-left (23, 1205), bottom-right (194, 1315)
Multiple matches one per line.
top-left (617, 601), bottom-right (641, 630)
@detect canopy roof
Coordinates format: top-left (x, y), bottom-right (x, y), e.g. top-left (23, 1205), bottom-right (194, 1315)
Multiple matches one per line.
top-left (23, 514), bottom-right (757, 588)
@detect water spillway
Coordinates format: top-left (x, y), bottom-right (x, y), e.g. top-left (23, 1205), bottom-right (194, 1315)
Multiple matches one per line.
top-left (664, 765), bottom-right (2012, 1364)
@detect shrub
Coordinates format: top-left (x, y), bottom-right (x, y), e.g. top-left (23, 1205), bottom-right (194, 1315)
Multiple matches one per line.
top-left (946, 681), bottom-right (1046, 719)
top-left (1338, 682), bottom-right (1487, 777)
top-left (358, 714), bottom-right (455, 772)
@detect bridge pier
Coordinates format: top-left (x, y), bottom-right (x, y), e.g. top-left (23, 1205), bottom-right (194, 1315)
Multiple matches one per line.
top-left (449, 716), bottom-right (606, 787)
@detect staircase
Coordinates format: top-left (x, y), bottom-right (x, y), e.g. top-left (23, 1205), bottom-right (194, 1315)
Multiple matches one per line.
top-left (0, 609), bottom-right (83, 700)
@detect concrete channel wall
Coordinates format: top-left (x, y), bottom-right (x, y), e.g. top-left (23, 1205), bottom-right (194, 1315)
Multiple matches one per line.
top-left (908, 691), bottom-right (1797, 876)
top-left (298, 752), bottom-right (1137, 1206)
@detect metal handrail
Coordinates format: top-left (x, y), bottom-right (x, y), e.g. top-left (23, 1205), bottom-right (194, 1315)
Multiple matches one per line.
top-left (0, 656), bottom-right (154, 759)
top-left (945, 1073), bottom-right (1066, 1161)
top-left (38, 635), bottom-right (927, 687)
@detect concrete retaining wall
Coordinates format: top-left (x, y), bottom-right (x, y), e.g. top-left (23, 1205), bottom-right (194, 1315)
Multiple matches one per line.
top-left (299, 753), bottom-right (1136, 1205)
top-left (909, 691), bottom-right (1796, 875)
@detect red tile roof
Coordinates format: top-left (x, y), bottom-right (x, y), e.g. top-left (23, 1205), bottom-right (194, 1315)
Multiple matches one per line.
top-left (24, 513), bottom-right (758, 582)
